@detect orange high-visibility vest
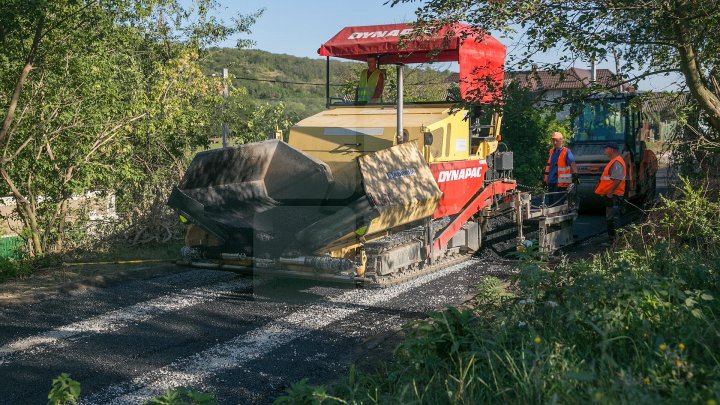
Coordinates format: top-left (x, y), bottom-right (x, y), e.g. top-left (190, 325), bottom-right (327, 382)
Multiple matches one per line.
top-left (595, 156), bottom-right (626, 196)
top-left (358, 69), bottom-right (381, 102)
top-left (544, 147), bottom-right (572, 187)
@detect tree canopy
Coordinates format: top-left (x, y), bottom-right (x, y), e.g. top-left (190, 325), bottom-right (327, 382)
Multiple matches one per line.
top-left (0, 0), bottom-right (262, 255)
top-left (393, 0), bottom-right (720, 133)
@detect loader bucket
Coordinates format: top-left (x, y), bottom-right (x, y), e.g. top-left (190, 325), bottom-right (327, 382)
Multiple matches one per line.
top-left (168, 140), bottom-right (335, 254)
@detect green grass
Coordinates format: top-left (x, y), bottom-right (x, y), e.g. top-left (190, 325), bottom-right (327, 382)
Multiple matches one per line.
top-left (275, 180), bottom-right (720, 404)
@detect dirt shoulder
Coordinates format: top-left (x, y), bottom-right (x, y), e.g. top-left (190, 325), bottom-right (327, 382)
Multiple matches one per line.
top-left (0, 261), bottom-right (183, 305)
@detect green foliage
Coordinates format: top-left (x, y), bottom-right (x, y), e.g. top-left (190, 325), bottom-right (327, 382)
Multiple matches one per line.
top-left (276, 186), bottom-right (720, 404)
top-left (146, 387), bottom-right (217, 405)
top-left (274, 378), bottom-right (346, 405)
top-left (46, 375), bottom-right (216, 405)
top-left (654, 178), bottom-right (720, 253)
top-left (0, 1), bottom-right (262, 256)
top-left (0, 258), bottom-right (27, 281)
top-left (47, 373), bottom-right (81, 405)
top-left (203, 48), bottom-right (357, 118)
top-left (0, 248), bottom-right (70, 282)
top-left (474, 276), bottom-right (513, 309)
top-left (220, 90), bottom-right (299, 144)
top-left (501, 82), bottom-right (570, 188)
top-left (393, 0), bottom-right (720, 134)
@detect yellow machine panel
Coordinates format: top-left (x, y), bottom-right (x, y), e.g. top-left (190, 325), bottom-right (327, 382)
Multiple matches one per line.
top-left (288, 104), bottom-right (499, 198)
top-left (358, 142), bottom-right (442, 235)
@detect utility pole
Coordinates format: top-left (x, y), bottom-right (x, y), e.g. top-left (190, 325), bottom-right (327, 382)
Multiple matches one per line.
top-left (222, 67), bottom-right (229, 148)
top-left (396, 63), bottom-right (404, 144)
top-left (612, 49), bottom-right (623, 92)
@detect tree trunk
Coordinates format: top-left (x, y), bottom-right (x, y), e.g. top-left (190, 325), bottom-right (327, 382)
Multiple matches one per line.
top-left (22, 202), bottom-right (43, 257)
top-left (0, 14), bottom-right (44, 146)
top-left (672, 11), bottom-right (720, 132)
top-left (55, 199), bottom-right (69, 252)
top-left (0, 168), bottom-right (43, 256)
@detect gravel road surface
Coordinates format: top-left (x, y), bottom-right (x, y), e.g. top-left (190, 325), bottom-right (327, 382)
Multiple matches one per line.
top-left (0, 259), bottom-right (514, 404)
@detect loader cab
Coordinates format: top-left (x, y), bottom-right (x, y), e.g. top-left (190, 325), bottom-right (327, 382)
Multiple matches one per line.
top-left (570, 94), bottom-right (643, 160)
top-left (569, 93), bottom-right (656, 211)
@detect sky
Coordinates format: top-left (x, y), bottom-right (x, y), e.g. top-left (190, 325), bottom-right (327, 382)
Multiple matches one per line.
top-left (209, 0), bottom-right (680, 91)
top-left (227, 0), bottom-right (422, 59)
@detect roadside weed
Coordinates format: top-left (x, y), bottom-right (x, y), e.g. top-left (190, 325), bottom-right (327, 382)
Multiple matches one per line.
top-left (47, 373), bottom-right (80, 405)
top-left (0, 256), bottom-right (32, 282)
top-left (145, 387), bottom-right (217, 405)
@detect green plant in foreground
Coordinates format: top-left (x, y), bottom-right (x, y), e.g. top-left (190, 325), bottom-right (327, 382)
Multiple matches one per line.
top-left (146, 387), bottom-right (217, 405)
top-left (274, 378), bottom-right (346, 405)
top-left (48, 373), bottom-right (81, 405)
top-left (46, 374), bottom-right (217, 405)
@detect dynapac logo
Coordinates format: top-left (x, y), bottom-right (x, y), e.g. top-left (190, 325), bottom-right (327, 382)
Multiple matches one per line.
top-left (437, 167), bottom-right (483, 183)
top-left (348, 28), bottom-right (414, 40)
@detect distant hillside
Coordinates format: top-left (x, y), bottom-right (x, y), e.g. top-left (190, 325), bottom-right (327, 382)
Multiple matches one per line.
top-left (202, 48), bottom-right (454, 120)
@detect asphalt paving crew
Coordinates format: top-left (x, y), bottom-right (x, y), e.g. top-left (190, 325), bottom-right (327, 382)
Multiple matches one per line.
top-left (543, 131), bottom-right (579, 204)
top-left (595, 142), bottom-right (626, 243)
top-left (356, 55), bottom-right (385, 104)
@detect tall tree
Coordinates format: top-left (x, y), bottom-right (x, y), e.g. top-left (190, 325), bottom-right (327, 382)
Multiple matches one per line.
top-left (500, 82), bottom-right (569, 188)
top-left (392, 0), bottom-right (720, 132)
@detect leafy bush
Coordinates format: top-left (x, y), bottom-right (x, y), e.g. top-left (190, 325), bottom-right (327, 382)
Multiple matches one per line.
top-left (275, 186), bottom-right (720, 404)
top-left (500, 82), bottom-right (570, 189)
top-left (46, 374), bottom-right (217, 405)
top-left (274, 378), bottom-right (347, 405)
top-left (146, 387), bottom-right (217, 405)
top-left (0, 256), bottom-right (32, 282)
top-left (48, 373), bottom-right (81, 405)
top-left (623, 177), bottom-right (720, 255)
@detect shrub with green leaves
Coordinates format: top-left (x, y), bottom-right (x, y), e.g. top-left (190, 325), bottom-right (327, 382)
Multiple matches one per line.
top-left (274, 378), bottom-right (348, 405)
top-left (0, 256), bottom-right (32, 283)
top-left (48, 373), bottom-right (81, 405)
top-left (146, 387), bottom-right (217, 405)
top-left (46, 374), bottom-right (218, 405)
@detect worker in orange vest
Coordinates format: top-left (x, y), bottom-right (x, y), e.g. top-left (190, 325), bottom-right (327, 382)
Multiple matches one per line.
top-left (357, 55), bottom-right (385, 104)
top-left (543, 131), bottom-right (578, 205)
top-left (595, 142), bottom-right (626, 243)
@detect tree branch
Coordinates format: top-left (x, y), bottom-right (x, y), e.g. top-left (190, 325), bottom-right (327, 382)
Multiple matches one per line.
top-left (0, 13), bottom-right (45, 147)
top-left (83, 113), bottom-right (147, 162)
top-left (671, 9), bottom-right (720, 131)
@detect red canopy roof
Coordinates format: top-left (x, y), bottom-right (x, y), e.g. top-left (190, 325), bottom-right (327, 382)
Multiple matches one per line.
top-left (318, 23), bottom-right (506, 103)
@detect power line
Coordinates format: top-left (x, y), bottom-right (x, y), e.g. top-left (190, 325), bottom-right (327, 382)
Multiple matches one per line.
top-left (231, 76), bottom-right (451, 87)
top-left (233, 76), bottom-right (328, 86)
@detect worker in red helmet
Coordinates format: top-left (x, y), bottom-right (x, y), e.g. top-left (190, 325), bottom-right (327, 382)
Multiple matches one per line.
top-left (543, 131), bottom-right (578, 205)
top-left (356, 55), bottom-right (385, 104)
top-left (595, 142), bottom-right (626, 243)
